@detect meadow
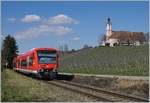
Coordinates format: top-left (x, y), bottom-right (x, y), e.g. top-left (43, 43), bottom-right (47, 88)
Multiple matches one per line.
top-left (2, 69), bottom-right (91, 102)
top-left (58, 45), bottom-right (149, 76)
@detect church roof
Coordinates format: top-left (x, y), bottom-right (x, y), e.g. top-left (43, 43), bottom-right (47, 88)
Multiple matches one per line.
top-left (108, 31), bottom-right (145, 42)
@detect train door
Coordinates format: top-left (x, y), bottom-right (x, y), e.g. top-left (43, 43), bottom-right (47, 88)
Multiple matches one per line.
top-left (27, 55), bottom-right (34, 70)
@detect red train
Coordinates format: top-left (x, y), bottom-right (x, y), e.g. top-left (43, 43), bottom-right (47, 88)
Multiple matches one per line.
top-left (13, 48), bottom-right (59, 79)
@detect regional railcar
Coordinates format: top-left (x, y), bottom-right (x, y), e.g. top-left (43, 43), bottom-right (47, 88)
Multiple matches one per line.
top-left (13, 48), bottom-right (59, 79)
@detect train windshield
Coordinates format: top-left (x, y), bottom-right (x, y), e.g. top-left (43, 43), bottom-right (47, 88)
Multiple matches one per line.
top-left (37, 50), bottom-right (57, 64)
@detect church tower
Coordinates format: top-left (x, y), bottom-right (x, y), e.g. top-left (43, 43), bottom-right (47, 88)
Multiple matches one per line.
top-left (106, 18), bottom-right (112, 40)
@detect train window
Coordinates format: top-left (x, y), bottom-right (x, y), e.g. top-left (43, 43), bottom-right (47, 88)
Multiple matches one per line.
top-left (37, 50), bottom-right (56, 57)
top-left (21, 60), bottom-right (27, 67)
top-left (29, 56), bottom-right (33, 66)
top-left (37, 50), bottom-right (57, 64)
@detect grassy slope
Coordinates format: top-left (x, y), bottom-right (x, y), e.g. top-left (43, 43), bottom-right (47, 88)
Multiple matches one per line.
top-left (1, 69), bottom-right (54, 102)
top-left (58, 45), bottom-right (149, 76)
top-left (1, 69), bottom-right (94, 102)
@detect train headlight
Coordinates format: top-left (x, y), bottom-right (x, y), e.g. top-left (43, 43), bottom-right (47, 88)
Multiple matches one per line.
top-left (53, 68), bottom-right (57, 72)
top-left (53, 69), bottom-right (56, 72)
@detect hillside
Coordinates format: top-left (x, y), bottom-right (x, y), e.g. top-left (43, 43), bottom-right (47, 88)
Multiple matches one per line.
top-left (58, 45), bottom-right (149, 76)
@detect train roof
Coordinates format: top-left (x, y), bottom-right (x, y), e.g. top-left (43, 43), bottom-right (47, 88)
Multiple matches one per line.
top-left (30, 48), bottom-right (58, 51)
top-left (17, 48), bottom-right (58, 57)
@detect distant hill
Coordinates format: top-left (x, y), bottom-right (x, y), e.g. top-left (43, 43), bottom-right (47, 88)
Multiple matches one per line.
top-left (58, 45), bottom-right (149, 76)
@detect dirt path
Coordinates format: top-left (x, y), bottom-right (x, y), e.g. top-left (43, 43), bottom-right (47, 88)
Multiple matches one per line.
top-left (60, 72), bottom-right (149, 80)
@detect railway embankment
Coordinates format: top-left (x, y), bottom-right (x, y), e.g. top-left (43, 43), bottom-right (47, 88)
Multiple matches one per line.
top-left (59, 73), bottom-right (149, 99)
top-left (57, 45), bottom-right (149, 100)
top-left (2, 69), bottom-right (149, 102)
top-left (1, 69), bottom-right (97, 102)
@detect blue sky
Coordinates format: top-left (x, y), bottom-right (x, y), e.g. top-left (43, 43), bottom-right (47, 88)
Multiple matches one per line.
top-left (2, 1), bottom-right (149, 53)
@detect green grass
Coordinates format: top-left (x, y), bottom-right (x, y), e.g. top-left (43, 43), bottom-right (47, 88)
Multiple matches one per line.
top-left (58, 45), bottom-right (149, 76)
top-left (1, 69), bottom-right (56, 102)
top-left (1, 69), bottom-right (97, 102)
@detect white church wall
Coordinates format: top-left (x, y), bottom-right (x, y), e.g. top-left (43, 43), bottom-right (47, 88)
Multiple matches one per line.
top-left (109, 39), bottom-right (119, 47)
top-left (134, 41), bottom-right (140, 46)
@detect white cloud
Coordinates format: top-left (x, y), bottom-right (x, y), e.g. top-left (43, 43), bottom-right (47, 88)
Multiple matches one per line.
top-left (21, 14), bottom-right (41, 23)
top-left (46, 14), bottom-right (79, 25)
top-left (73, 37), bottom-right (80, 41)
top-left (15, 14), bottom-right (79, 40)
top-left (8, 18), bottom-right (16, 22)
top-left (15, 25), bottom-right (72, 40)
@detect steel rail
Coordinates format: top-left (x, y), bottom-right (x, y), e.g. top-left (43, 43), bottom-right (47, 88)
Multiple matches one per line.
top-left (55, 80), bottom-right (149, 102)
top-left (44, 80), bottom-right (113, 102)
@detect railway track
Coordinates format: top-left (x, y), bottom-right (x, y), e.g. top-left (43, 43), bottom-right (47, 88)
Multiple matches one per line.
top-left (44, 80), bottom-right (149, 102)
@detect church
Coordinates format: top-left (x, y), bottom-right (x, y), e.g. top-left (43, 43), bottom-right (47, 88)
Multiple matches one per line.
top-left (102, 18), bottom-right (145, 47)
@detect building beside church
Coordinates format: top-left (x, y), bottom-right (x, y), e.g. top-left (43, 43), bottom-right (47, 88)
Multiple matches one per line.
top-left (102, 18), bottom-right (145, 47)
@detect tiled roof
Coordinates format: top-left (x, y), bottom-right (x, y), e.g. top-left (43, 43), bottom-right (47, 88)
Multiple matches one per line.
top-left (108, 31), bottom-right (145, 42)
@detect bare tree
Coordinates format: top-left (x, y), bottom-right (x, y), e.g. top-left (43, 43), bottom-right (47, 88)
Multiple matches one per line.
top-left (83, 44), bottom-right (89, 49)
top-left (64, 44), bottom-right (69, 53)
top-left (58, 45), bottom-right (63, 52)
top-left (98, 34), bottom-right (106, 46)
top-left (145, 32), bottom-right (149, 43)
top-left (59, 44), bottom-right (69, 53)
